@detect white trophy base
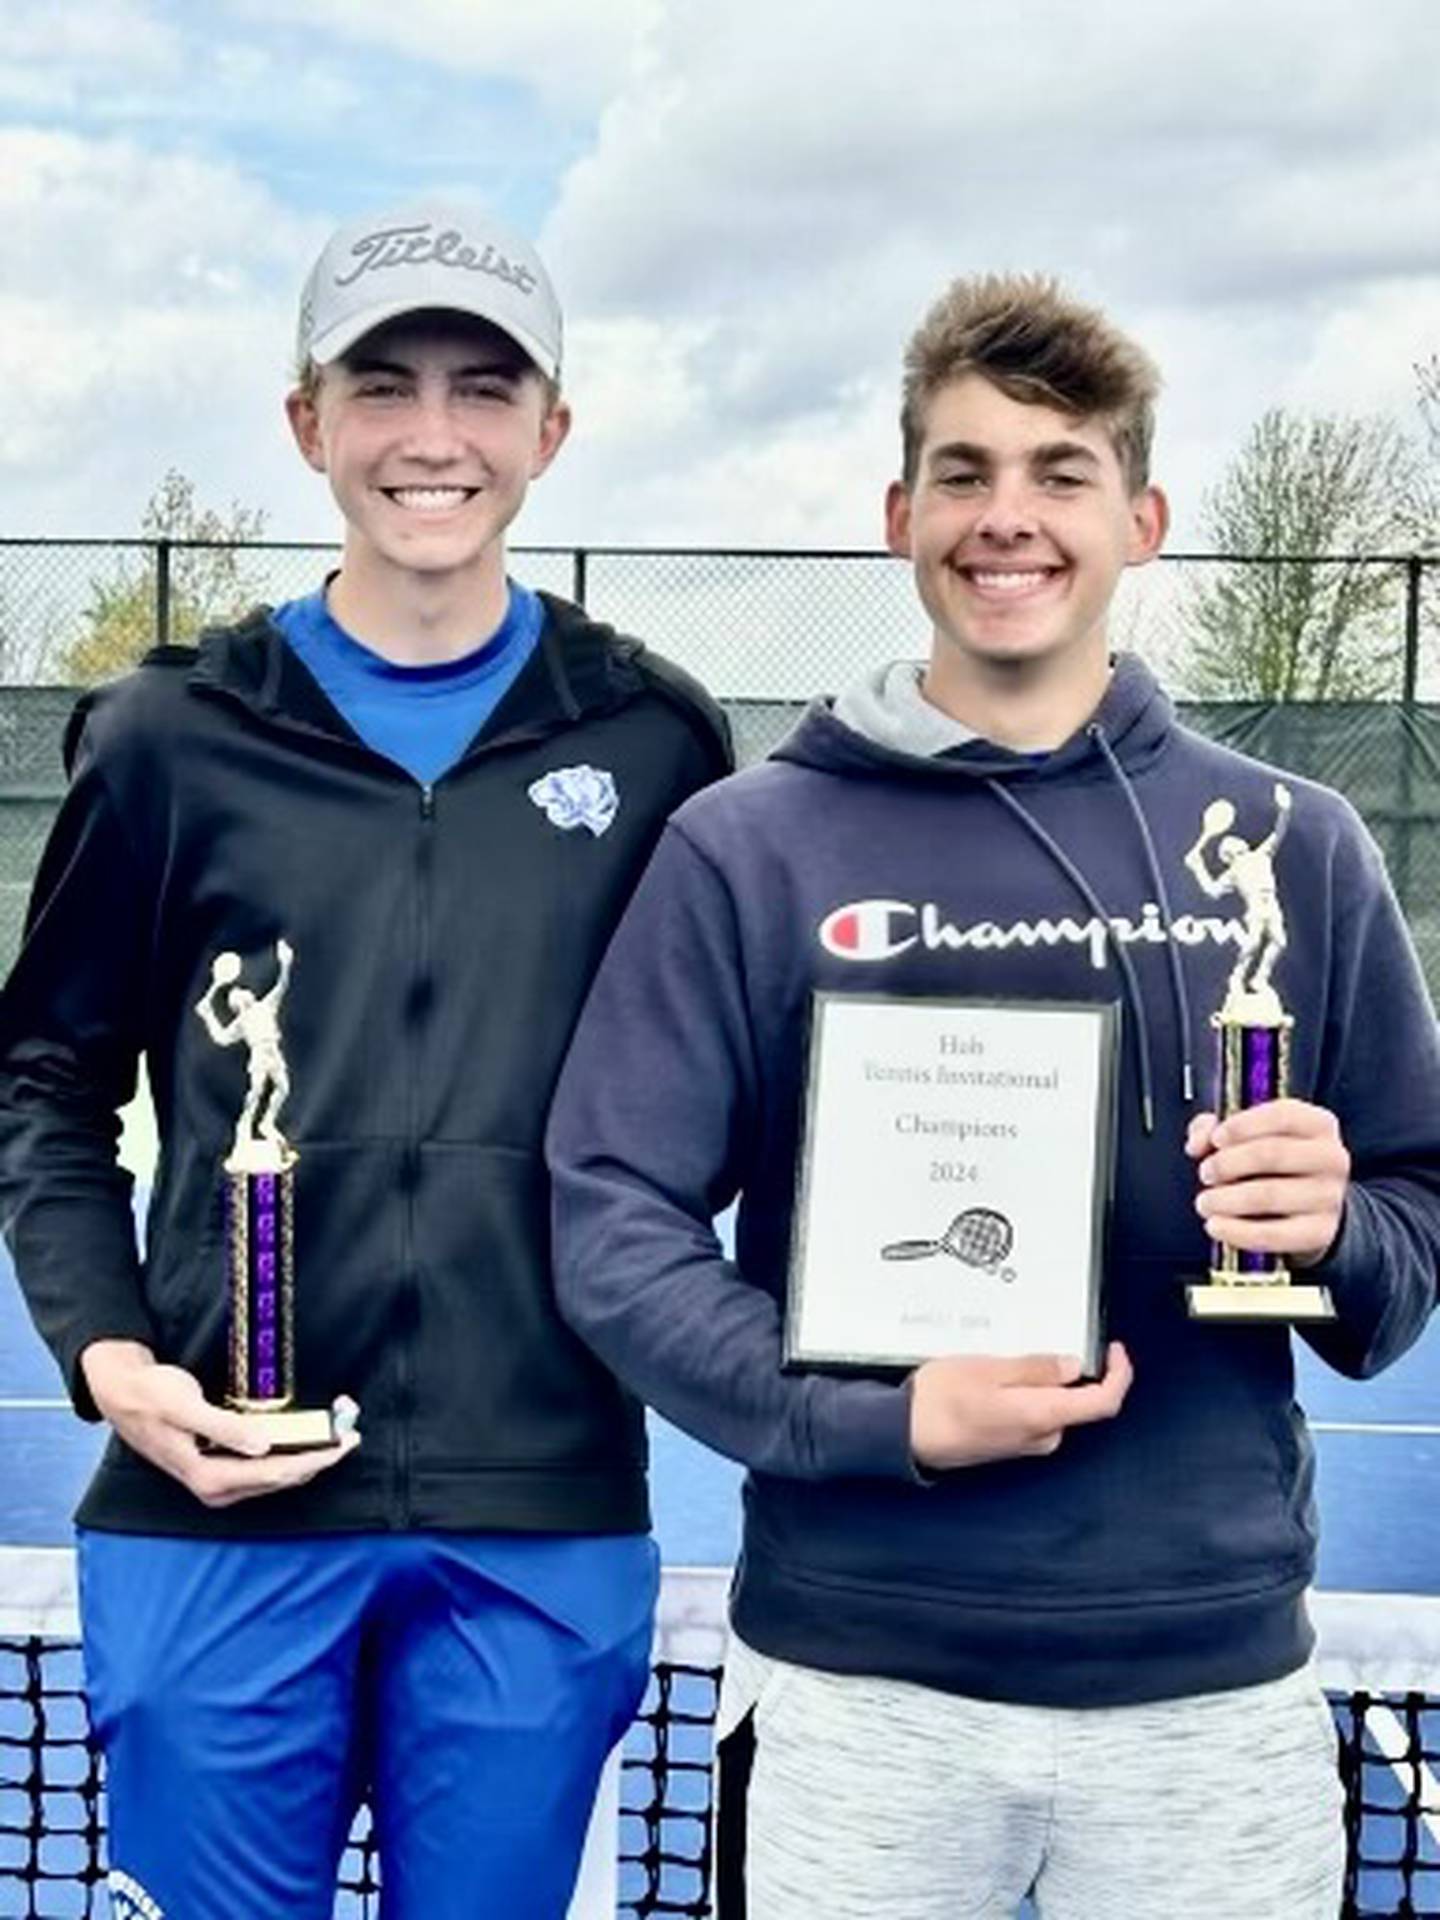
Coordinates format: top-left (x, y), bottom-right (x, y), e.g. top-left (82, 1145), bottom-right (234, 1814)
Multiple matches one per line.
top-left (1186, 1280), bottom-right (1335, 1323)
top-left (204, 1405), bottom-right (339, 1454)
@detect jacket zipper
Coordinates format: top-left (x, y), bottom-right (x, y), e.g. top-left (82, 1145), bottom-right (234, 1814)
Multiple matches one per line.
top-left (393, 779), bottom-right (436, 1525)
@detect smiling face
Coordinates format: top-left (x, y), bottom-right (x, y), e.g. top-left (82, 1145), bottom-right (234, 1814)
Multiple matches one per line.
top-left (885, 373), bottom-right (1168, 692)
top-left (285, 311), bottom-right (570, 598)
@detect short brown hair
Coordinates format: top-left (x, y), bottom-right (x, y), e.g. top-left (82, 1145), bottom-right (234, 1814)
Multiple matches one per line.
top-left (900, 274), bottom-right (1159, 491)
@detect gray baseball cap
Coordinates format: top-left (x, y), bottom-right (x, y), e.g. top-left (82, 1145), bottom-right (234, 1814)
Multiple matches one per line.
top-left (296, 203), bottom-right (563, 380)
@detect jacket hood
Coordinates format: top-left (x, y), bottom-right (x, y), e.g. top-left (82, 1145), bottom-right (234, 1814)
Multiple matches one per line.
top-left (773, 653), bottom-right (1175, 788)
top-left (101, 591), bottom-right (730, 778)
top-left (184, 593), bottom-right (640, 732)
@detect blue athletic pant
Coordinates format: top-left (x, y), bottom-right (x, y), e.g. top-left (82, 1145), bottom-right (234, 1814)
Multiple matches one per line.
top-left (78, 1528), bottom-right (658, 1920)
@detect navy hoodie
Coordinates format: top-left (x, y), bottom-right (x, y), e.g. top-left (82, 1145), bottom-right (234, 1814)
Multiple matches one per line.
top-left (547, 655), bottom-right (1440, 1707)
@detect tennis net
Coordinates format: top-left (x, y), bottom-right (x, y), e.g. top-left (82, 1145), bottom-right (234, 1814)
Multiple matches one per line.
top-left (2, 1555), bottom-right (1436, 1918)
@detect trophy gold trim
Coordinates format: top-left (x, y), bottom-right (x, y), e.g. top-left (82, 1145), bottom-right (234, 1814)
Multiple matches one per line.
top-left (195, 940), bottom-right (338, 1448)
top-left (1182, 784), bottom-right (1334, 1323)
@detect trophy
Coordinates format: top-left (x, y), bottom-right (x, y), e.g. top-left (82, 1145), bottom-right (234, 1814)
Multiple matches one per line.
top-left (194, 940), bottom-right (339, 1447)
top-left (1183, 784), bottom-right (1334, 1322)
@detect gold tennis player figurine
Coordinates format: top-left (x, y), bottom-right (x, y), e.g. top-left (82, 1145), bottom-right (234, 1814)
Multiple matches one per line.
top-left (195, 941), bottom-right (338, 1445)
top-left (195, 939), bottom-right (297, 1174)
top-left (1183, 784), bottom-right (1334, 1321)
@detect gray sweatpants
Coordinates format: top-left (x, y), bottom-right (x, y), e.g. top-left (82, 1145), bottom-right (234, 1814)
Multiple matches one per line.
top-left (714, 1634), bottom-right (1344, 1920)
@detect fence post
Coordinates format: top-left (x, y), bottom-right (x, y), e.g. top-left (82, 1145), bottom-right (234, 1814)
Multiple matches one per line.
top-left (1402, 554), bottom-right (1423, 706)
top-left (1394, 555), bottom-right (1424, 936)
top-left (155, 539), bottom-right (173, 649)
top-left (572, 546), bottom-right (588, 610)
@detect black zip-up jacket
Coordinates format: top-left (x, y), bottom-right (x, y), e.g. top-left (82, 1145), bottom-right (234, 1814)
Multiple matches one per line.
top-left (0, 593), bottom-right (731, 1538)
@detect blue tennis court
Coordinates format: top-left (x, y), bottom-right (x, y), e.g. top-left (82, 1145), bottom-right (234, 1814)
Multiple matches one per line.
top-left (4, 1230), bottom-right (1440, 1915)
top-left (6, 1245), bottom-right (1439, 1580)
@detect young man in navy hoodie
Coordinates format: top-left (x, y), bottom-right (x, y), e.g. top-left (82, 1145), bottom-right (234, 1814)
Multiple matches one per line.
top-left (547, 275), bottom-right (1440, 1917)
top-left (0, 204), bottom-right (729, 1919)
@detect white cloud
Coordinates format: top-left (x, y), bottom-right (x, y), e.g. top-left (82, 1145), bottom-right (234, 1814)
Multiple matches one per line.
top-left (549, 0), bottom-right (1440, 310)
top-left (223, 0), bottom-right (661, 115)
top-left (1285, 280), bottom-right (1440, 430)
top-left (0, 0), bottom-right (1436, 576)
top-left (0, 127), bottom-right (319, 536)
top-left (559, 316), bottom-right (709, 442)
top-left (534, 0), bottom-right (1440, 548)
top-left (0, 0), bottom-right (179, 72)
top-left (0, 128), bottom-right (306, 296)
top-left (533, 355), bottom-right (899, 551)
top-left (0, 0), bottom-right (181, 121)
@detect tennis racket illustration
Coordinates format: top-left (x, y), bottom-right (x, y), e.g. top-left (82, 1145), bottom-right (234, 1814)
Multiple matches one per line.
top-left (881, 1207), bottom-right (1015, 1276)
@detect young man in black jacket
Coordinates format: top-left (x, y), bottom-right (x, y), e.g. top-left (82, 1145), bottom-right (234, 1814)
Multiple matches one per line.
top-left (0, 202), bottom-right (729, 1920)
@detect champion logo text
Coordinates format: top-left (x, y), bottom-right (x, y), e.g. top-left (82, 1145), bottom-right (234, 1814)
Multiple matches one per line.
top-left (818, 899), bottom-right (1245, 968)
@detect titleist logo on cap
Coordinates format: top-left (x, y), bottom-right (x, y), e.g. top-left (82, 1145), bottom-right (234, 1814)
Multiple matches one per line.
top-left (333, 222), bottom-right (539, 298)
top-left (298, 201), bottom-right (562, 376)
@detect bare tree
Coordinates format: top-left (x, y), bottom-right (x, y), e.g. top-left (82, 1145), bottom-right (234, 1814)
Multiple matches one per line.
top-left (1416, 354), bottom-right (1440, 462)
top-left (1402, 355), bottom-right (1440, 552)
top-left (1179, 409), bottom-right (1424, 701)
top-left (63, 471), bottom-right (268, 684)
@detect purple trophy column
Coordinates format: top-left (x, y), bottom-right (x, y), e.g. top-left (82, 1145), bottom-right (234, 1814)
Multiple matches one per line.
top-left (1239, 1026), bottom-right (1278, 1276)
top-left (252, 1174), bottom-right (280, 1401)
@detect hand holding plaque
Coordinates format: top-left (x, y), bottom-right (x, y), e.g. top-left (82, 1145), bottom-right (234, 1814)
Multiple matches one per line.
top-left (909, 1344), bottom-right (1134, 1472)
top-left (195, 940), bottom-right (346, 1447)
top-left (1183, 785), bottom-right (1336, 1323)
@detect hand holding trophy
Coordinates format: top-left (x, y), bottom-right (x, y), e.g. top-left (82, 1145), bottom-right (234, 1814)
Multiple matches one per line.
top-left (1183, 784), bottom-right (1336, 1321)
top-left (195, 940), bottom-right (351, 1445)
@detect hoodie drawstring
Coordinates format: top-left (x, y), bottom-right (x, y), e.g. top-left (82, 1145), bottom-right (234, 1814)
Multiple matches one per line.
top-left (984, 779), bottom-right (1157, 1133)
top-left (983, 733), bottom-right (1198, 1135)
top-left (1089, 725), bottom-right (1198, 1108)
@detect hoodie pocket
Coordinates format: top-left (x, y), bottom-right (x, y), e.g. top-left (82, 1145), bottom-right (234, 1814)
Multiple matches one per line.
top-left (409, 1142), bottom-right (644, 1472)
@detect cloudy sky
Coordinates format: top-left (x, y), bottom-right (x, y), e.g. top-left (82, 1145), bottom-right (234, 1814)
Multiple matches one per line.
top-left (3, 0), bottom-right (1438, 552)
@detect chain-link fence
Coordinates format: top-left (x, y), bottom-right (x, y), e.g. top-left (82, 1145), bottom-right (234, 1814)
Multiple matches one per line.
top-left (1, 541), bottom-right (1438, 992)
top-left (1, 540), bottom-right (1437, 701)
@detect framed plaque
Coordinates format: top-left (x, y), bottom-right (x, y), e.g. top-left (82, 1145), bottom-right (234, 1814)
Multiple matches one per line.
top-left (785, 994), bottom-right (1119, 1374)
